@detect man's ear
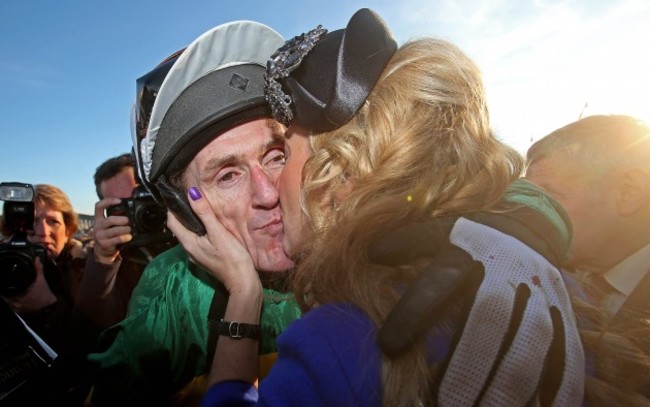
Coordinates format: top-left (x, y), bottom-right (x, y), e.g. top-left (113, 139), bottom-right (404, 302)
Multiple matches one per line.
top-left (617, 168), bottom-right (650, 216)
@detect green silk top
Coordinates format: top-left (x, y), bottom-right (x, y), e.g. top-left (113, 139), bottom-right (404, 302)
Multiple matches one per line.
top-left (88, 244), bottom-right (300, 405)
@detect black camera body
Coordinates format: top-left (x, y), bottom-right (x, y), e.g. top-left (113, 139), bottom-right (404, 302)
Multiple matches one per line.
top-left (0, 182), bottom-right (48, 297)
top-left (105, 185), bottom-right (174, 248)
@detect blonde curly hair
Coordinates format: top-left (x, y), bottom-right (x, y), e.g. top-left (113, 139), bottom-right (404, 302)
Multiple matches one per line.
top-left (292, 37), bottom-right (523, 406)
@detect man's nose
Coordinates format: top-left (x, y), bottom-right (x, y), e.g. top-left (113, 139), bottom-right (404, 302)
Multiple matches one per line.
top-left (251, 166), bottom-right (280, 208)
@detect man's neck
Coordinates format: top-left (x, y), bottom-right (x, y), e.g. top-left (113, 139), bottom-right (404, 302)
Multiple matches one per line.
top-left (258, 269), bottom-right (292, 292)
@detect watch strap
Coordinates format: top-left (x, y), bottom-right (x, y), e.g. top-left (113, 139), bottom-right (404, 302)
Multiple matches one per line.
top-left (216, 319), bottom-right (261, 340)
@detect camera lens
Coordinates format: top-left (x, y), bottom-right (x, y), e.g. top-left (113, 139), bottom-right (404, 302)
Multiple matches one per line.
top-left (0, 250), bottom-right (37, 297)
top-left (135, 202), bottom-right (167, 233)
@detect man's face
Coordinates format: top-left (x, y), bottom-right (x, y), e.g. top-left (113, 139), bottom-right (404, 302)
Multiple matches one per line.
top-left (182, 118), bottom-right (294, 272)
top-left (278, 125), bottom-right (313, 258)
top-left (99, 167), bottom-right (138, 199)
top-left (526, 155), bottom-right (617, 272)
top-left (28, 203), bottom-right (70, 259)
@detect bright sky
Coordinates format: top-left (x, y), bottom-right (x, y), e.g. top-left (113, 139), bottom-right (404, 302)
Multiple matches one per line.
top-left (1, 0), bottom-right (649, 215)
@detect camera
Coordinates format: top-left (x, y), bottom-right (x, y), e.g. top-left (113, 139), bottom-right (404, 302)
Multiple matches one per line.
top-left (105, 185), bottom-right (174, 248)
top-left (0, 182), bottom-right (48, 297)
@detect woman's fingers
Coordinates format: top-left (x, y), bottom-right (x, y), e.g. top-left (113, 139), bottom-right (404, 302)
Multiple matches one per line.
top-left (166, 186), bottom-right (258, 293)
top-left (186, 187), bottom-right (228, 241)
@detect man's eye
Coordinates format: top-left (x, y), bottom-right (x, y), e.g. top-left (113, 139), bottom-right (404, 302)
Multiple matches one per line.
top-left (218, 171), bottom-right (236, 183)
top-left (264, 149), bottom-right (286, 169)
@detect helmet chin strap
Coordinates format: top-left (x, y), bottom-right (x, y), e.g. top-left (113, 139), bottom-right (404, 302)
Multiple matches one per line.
top-left (157, 175), bottom-right (206, 236)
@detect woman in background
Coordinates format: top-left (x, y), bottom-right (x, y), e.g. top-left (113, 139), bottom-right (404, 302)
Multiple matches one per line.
top-left (2, 183), bottom-right (89, 405)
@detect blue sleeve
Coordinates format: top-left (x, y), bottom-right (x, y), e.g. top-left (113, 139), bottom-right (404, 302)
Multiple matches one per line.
top-left (201, 303), bottom-right (382, 407)
top-left (259, 303), bottom-right (381, 406)
top-left (201, 380), bottom-right (259, 407)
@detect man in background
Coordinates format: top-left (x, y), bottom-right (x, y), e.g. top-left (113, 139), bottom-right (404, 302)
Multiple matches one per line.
top-left (76, 153), bottom-right (172, 331)
top-left (526, 114), bottom-right (650, 326)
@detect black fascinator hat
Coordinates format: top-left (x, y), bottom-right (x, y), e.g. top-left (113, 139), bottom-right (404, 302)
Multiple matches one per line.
top-left (265, 8), bottom-right (397, 133)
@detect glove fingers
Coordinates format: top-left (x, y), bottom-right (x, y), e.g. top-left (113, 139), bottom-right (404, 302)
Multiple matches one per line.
top-left (549, 306), bottom-right (585, 407)
top-left (540, 305), bottom-right (586, 407)
top-left (475, 284), bottom-right (530, 400)
top-left (438, 282), bottom-right (530, 405)
top-left (481, 285), bottom-right (554, 406)
top-left (538, 306), bottom-right (565, 407)
top-left (378, 245), bottom-right (482, 358)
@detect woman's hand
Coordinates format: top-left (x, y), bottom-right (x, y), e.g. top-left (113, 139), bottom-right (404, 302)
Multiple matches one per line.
top-left (168, 187), bottom-right (263, 387)
top-left (166, 186), bottom-right (261, 295)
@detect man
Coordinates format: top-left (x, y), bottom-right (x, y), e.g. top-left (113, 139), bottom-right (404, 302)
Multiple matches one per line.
top-left (526, 114), bottom-right (650, 325)
top-left (76, 153), bottom-right (171, 331)
top-left (88, 21), bottom-right (299, 406)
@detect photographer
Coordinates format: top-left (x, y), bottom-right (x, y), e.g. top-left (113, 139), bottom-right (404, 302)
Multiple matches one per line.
top-left (10, 184), bottom-right (86, 343)
top-left (76, 153), bottom-right (174, 331)
top-left (1, 183), bottom-right (89, 405)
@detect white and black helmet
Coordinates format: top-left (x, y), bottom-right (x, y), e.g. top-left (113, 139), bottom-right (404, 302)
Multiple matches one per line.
top-left (131, 21), bottom-right (284, 234)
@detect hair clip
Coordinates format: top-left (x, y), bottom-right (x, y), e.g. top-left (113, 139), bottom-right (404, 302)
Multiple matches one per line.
top-left (264, 25), bottom-right (328, 127)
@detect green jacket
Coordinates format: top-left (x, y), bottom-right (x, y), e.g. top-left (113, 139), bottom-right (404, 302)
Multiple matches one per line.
top-left (88, 244), bottom-right (300, 406)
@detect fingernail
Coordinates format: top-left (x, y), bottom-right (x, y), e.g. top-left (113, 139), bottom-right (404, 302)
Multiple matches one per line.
top-left (188, 187), bottom-right (202, 201)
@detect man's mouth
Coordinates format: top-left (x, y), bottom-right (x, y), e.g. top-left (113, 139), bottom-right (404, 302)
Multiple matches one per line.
top-left (257, 218), bottom-right (283, 234)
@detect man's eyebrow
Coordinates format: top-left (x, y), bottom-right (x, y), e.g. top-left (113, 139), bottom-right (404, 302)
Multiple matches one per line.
top-left (264, 132), bottom-right (286, 150)
top-left (201, 153), bottom-right (237, 183)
